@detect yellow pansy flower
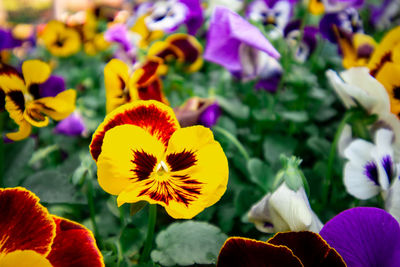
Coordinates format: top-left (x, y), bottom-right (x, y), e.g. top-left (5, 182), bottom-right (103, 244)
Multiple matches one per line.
top-left (148, 33), bottom-right (204, 73)
top-left (104, 57), bottom-right (168, 113)
top-left (40, 20), bottom-right (81, 57)
top-left (90, 100), bottom-right (229, 219)
top-left (0, 60), bottom-right (76, 141)
top-left (130, 15), bottom-right (164, 49)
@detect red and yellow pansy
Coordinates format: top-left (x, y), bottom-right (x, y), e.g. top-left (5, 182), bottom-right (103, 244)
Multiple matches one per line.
top-left (217, 232), bottom-right (346, 267)
top-left (0, 60), bottom-right (76, 141)
top-left (0, 187), bottom-right (104, 267)
top-left (104, 57), bottom-right (168, 113)
top-left (90, 100), bottom-right (229, 219)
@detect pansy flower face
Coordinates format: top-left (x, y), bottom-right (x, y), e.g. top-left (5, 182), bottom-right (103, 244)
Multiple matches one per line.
top-left (320, 8), bottom-right (363, 43)
top-left (0, 187), bottom-right (104, 266)
top-left (0, 60), bottom-right (76, 141)
top-left (40, 21), bottom-right (81, 57)
top-left (217, 232), bottom-right (346, 267)
top-left (148, 33), bottom-right (203, 72)
top-left (145, 0), bottom-right (188, 33)
top-left (335, 29), bottom-right (376, 69)
top-left (90, 100), bottom-right (229, 219)
top-left (104, 57), bottom-right (169, 113)
top-left (284, 21), bottom-right (318, 63)
top-left (343, 129), bottom-right (397, 199)
top-left (247, 0), bottom-right (293, 38)
top-left (130, 15), bottom-right (164, 49)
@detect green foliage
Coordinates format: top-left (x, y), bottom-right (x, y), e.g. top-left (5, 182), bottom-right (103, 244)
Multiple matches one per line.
top-left (151, 221), bottom-right (227, 266)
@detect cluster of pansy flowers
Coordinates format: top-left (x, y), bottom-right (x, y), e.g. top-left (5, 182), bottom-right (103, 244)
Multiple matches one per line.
top-left (0, 187), bottom-right (104, 266)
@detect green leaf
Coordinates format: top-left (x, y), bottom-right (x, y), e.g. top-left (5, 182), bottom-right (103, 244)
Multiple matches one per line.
top-left (151, 221), bottom-right (227, 266)
top-left (215, 96), bottom-right (250, 119)
top-left (22, 169), bottom-right (86, 204)
top-left (263, 135), bottom-right (298, 168)
top-left (130, 201), bottom-right (147, 216)
top-left (280, 111), bottom-right (309, 123)
top-left (247, 158), bottom-right (273, 191)
top-left (28, 144), bottom-right (59, 167)
top-left (4, 138), bottom-right (35, 186)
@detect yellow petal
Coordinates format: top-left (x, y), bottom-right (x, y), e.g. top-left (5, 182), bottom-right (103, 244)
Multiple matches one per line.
top-left (308, 0), bottom-right (325, 15)
top-left (368, 26), bottom-right (400, 76)
top-left (34, 89), bottom-right (76, 121)
top-left (130, 15), bottom-right (164, 48)
top-left (148, 41), bottom-right (184, 62)
top-left (6, 120), bottom-right (32, 141)
top-left (0, 64), bottom-right (26, 94)
top-left (90, 100), bottom-right (180, 161)
top-left (161, 126), bottom-right (229, 219)
top-left (104, 59), bottom-right (132, 113)
top-left (376, 62), bottom-right (400, 118)
top-left (0, 250), bottom-right (52, 267)
top-left (97, 124), bottom-right (165, 196)
top-left (22, 60), bottom-right (51, 88)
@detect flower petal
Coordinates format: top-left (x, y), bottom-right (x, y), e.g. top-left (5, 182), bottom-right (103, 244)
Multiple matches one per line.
top-left (267, 231), bottom-right (346, 266)
top-left (46, 216), bottom-right (104, 267)
top-left (344, 161), bottom-right (381, 199)
top-left (369, 26), bottom-right (400, 77)
top-left (162, 126), bottom-right (229, 219)
top-left (97, 124), bottom-right (165, 196)
top-left (90, 100), bottom-right (179, 161)
top-left (165, 33), bottom-right (203, 72)
top-left (217, 237), bottom-right (303, 267)
top-left (0, 187), bottom-right (56, 256)
top-left (21, 60), bottom-right (51, 88)
top-left (320, 207), bottom-right (400, 267)
top-left (376, 62), bottom-right (400, 118)
top-left (104, 59), bottom-right (132, 114)
top-left (0, 250), bottom-right (52, 267)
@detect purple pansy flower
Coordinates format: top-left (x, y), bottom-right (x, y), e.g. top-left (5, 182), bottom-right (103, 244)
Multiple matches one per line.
top-left (144, 0), bottom-right (204, 35)
top-left (370, 0), bottom-right (400, 30)
top-left (319, 7), bottom-right (363, 43)
top-left (204, 6), bottom-right (281, 92)
top-left (246, 0), bottom-right (297, 38)
top-left (322, 0), bottom-right (364, 13)
top-left (105, 24), bottom-right (133, 53)
top-left (39, 75), bottom-right (66, 98)
top-left (198, 101), bottom-right (221, 128)
top-left (284, 20), bottom-right (319, 62)
top-left (54, 112), bottom-right (87, 137)
top-left (320, 207), bottom-right (400, 267)
top-left (0, 28), bottom-right (22, 51)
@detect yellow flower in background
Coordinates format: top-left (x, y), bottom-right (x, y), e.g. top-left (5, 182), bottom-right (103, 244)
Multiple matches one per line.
top-left (368, 26), bottom-right (400, 77)
top-left (90, 100), bottom-right (229, 219)
top-left (308, 0), bottom-right (325, 15)
top-left (335, 29), bottom-right (376, 69)
top-left (148, 33), bottom-right (203, 73)
top-left (82, 10), bottom-right (110, 55)
top-left (40, 20), bottom-right (81, 57)
top-left (130, 15), bottom-right (164, 49)
top-left (0, 60), bottom-right (76, 141)
top-left (104, 57), bottom-right (168, 113)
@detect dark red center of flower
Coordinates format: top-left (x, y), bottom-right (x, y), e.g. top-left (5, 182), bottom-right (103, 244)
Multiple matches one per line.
top-left (393, 86), bottom-right (400, 100)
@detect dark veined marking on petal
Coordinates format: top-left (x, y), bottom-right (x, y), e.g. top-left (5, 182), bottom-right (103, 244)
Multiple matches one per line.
top-left (90, 103), bottom-right (178, 161)
top-left (130, 149), bottom-right (157, 181)
top-left (8, 90), bottom-right (25, 112)
top-left (0, 63), bottom-right (23, 79)
top-left (382, 155), bottom-right (393, 184)
top-left (370, 52), bottom-right (392, 77)
top-left (170, 38), bottom-right (198, 64)
top-left (364, 161), bottom-right (379, 185)
top-left (137, 79), bottom-right (163, 102)
top-left (156, 47), bottom-right (179, 61)
top-left (0, 89), bottom-right (5, 111)
top-left (166, 150), bottom-right (197, 172)
top-left (28, 84), bottom-right (41, 100)
top-left (138, 174), bottom-right (202, 206)
top-left (357, 44), bottom-right (374, 59)
top-left (137, 60), bottom-right (159, 85)
top-left (392, 86), bottom-right (400, 100)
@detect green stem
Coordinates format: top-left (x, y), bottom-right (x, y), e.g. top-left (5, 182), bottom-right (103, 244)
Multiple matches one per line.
top-left (322, 111), bottom-right (353, 207)
top-left (140, 204), bottom-right (157, 264)
top-left (212, 126), bottom-right (250, 161)
top-left (87, 176), bottom-right (103, 249)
